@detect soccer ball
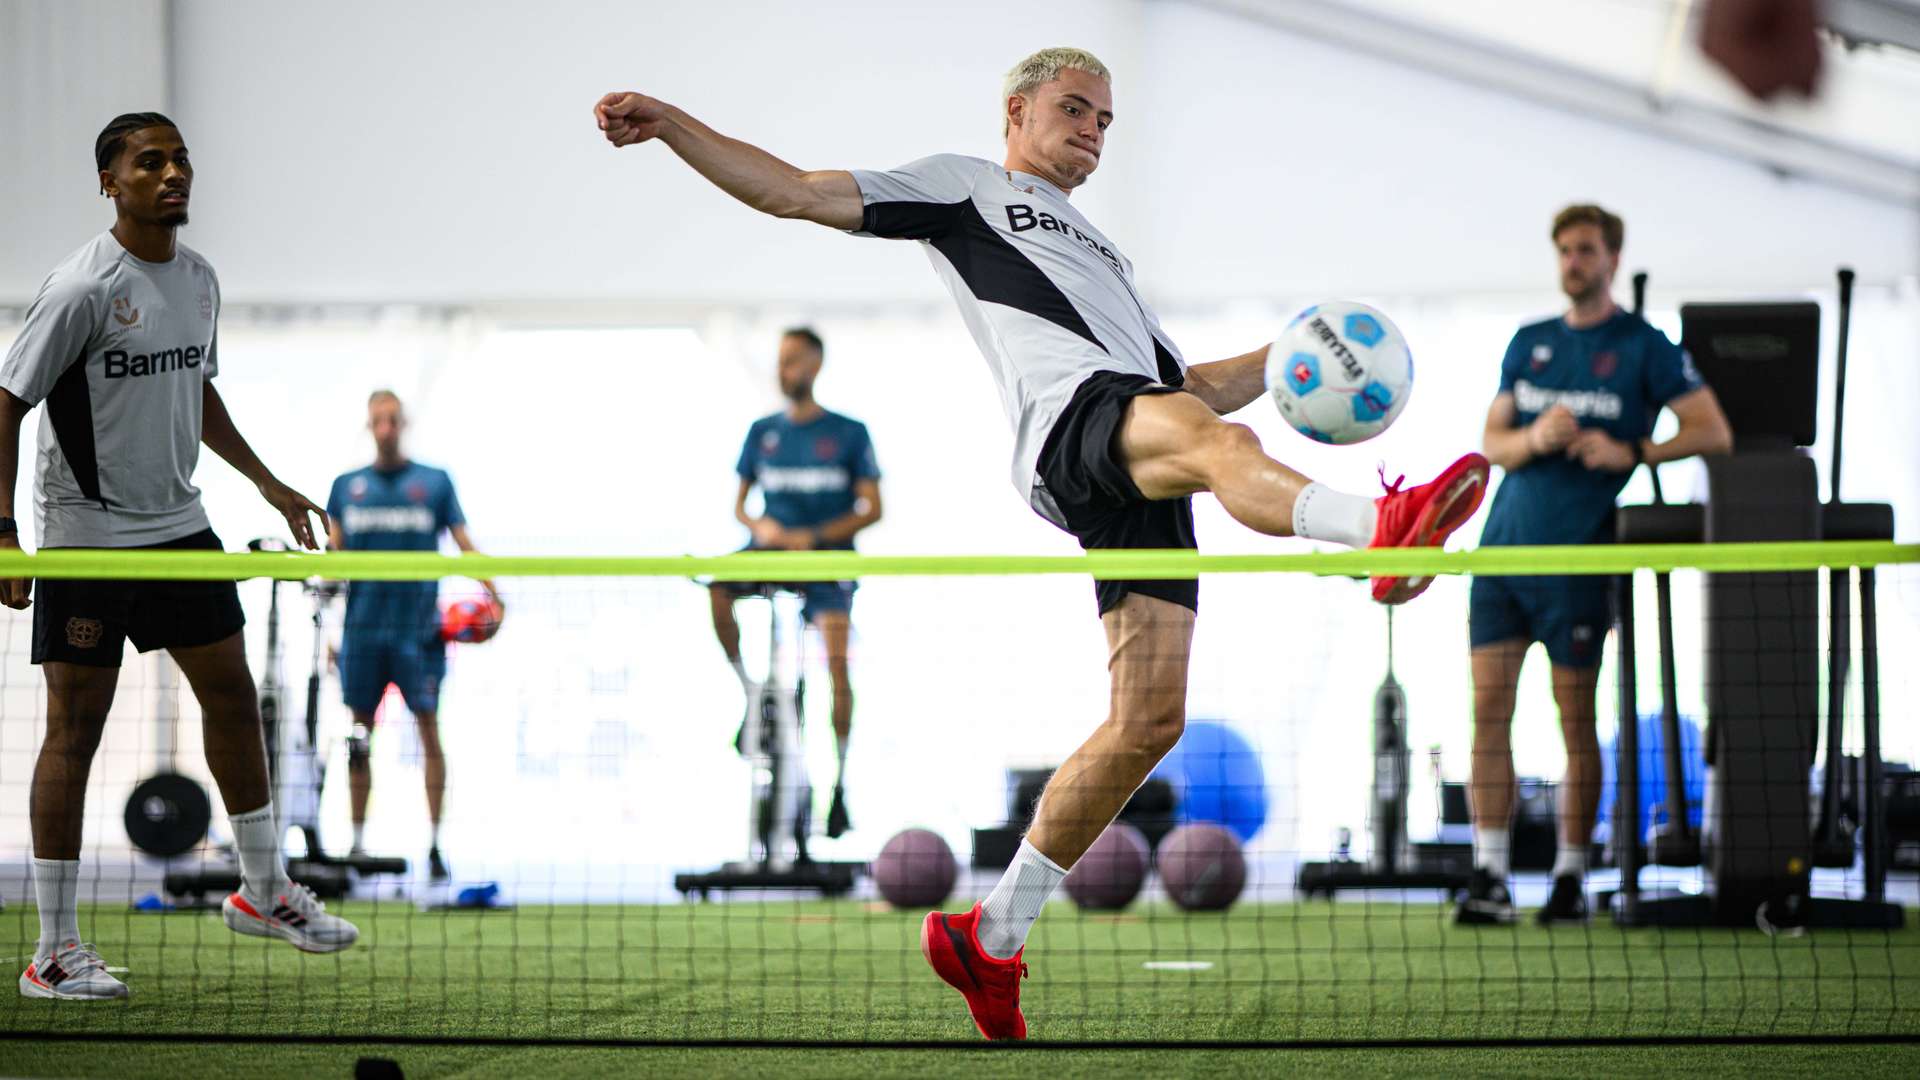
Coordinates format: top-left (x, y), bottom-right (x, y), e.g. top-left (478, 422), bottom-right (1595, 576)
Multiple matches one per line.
top-left (441, 596), bottom-right (503, 644)
top-left (1264, 301), bottom-right (1413, 445)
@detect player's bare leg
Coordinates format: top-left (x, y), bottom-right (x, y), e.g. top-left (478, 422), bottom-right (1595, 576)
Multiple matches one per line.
top-left (1540, 663), bottom-right (1602, 923)
top-left (20, 664), bottom-right (130, 1000)
top-left (415, 709), bottom-right (449, 880)
top-left (816, 611), bottom-right (855, 837)
top-left (347, 708), bottom-right (377, 851)
top-left (708, 584), bottom-right (758, 744)
top-left (1460, 639), bottom-right (1526, 924)
top-left (1117, 392), bottom-right (1489, 603)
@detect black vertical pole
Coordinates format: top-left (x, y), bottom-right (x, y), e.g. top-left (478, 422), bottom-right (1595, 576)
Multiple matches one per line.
top-left (1614, 572), bottom-right (1643, 914)
top-left (1860, 568), bottom-right (1885, 900)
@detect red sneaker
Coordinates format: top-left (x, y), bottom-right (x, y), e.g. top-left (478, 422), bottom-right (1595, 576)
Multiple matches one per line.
top-left (1368, 453), bottom-right (1490, 604)
top-left (921, 903), bottom-right (1028, 1041)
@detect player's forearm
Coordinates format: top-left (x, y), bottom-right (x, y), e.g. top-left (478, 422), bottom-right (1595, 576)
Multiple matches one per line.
top-left (1645, 418), bottom-right (1732, 466)
top-left (1184, 350), bottom-right (1269, 414)
top-left (814, 507), bottom-right (880, 545)
top-left (0, 391), bottom-right (26, 521)
top-left (200, 385), bottom-right (279, 491)
top-left (1483, 426), bottom-right (1533, 471)
top-left (658, 107), bottom-right (852, 225)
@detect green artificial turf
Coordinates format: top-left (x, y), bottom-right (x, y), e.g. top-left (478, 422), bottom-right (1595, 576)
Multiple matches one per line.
top-left (2, 899), bottom-right (1915, 1061)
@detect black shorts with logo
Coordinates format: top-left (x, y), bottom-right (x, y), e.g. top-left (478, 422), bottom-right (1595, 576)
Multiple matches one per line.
top-left (31, 528), bottom-right (246, 667)
top-left (1035, 370), bottom-right (1199, 617)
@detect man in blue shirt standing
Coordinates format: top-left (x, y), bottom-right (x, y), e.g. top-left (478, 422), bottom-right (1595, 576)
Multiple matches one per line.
top-left (1459, 205), bottom-right (1731, 926)
top-left (711, 328), bottom-right (882, 839)
top-left (327, 390), bottom-right (496, 882)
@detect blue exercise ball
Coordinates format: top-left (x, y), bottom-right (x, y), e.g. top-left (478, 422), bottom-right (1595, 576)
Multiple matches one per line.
top-left (1150, 720), bottom-right (1269, 842)
top-left (1599, 714), bottom-right (1705, 830)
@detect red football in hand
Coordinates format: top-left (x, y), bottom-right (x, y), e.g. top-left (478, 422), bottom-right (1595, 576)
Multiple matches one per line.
top-left (441, 596), bottom-right (503, 644)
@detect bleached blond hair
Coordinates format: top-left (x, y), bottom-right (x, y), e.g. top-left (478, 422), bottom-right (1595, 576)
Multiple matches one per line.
top-left (1002, 47), bottom-right (1112, 138)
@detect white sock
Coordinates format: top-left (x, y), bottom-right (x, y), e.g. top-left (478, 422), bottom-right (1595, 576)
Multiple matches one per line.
top-left (727, 655), bottom-right (752, 692)
top-left (430, 822), bottom-right (442, 849)
top-left (230, 804), bottom-right (288, 899)
top-left (1552, 842), bottom-right (1589, 880)
top-left (1473, 827), bottom-right (1511, 879)
top-left (351, 822), bottom-right (365, 850)
top-left (1292, 483), bottom-right (1378, 548)
top-left (977, 840), bottom-right (1068, 960)
top-left (32, 858), bottom-right (82, 956)
top-left (834, 733), bottom-right (849, 783)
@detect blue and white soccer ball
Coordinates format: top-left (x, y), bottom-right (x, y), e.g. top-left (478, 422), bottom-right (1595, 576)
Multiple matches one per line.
top-left (1264, 300), bottom-right (1413, 445)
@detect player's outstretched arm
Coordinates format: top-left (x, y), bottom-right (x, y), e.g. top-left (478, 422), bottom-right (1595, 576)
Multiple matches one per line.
top-left (594, 91), bottom-right (863, 230)
top-left (200, 383), bottom-right (328, 550)
top-left (1183, 348), bottom-right (1271, 415)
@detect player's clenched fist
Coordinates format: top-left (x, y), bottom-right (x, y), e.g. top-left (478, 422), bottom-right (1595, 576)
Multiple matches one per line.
top-left (594, 92), bottom-right (672, 147)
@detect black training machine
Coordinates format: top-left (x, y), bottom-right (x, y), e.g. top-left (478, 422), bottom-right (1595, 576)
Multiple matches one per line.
top-left (1297, 605), bottom-right (1471, 898)
top-left (1609, 268), bottom-right (1902, 930)
top-left (675, 584), bottom-right (862, 898)
top-left (163, 541), bottom-right (407, 904)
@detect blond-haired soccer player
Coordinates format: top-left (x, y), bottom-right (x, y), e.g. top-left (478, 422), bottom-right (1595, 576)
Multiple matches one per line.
top-left (594, 48), bottom-right (1488, 1039)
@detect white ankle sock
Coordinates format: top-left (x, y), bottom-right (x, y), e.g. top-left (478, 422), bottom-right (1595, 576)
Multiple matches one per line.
top-left (351, 822), bottom-right (366, 850)
top-left (977, 840), bottom-right (1067, 960)
top-left (1552, 843), bottom-right (1589, 879)
top-left (834, 734), bottom-right (849, 782)
top-left (1473, 827), bottom-right (1511, 879)
top-left (229, 804), bottom-right (288, 899)
top-left (32, 858), bottom-right (81, 956)
top-left (728, 656), bottom-right (752, 692)
top-left (1292, 483), bottom-right (1378, 547)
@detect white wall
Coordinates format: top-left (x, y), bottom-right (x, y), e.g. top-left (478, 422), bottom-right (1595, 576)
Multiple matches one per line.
top-left (5, 0), bottom-right (1907, 306)
top-left (0, 0), bottom-right (168, 298)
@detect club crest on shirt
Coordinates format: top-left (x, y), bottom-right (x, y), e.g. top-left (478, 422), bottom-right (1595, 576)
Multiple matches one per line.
top-left (349, 476), bottom-right (369, 499)
top-left (813, 437), bottom-right (839, 461)
top-left (407, 482), bottom-right (428, 504)
top-left (1591, 350), bottom-right (1618, 379)
top-left (198, 292), bottom-right (213, 319)
top-left (65, 617), bottom-right (104, 649)
top-left (111, 297), bottom-right (141, 328)
top-left (760, 431), bottom-right (780, 452)
top-left (1529, 344), bottom-right (1552, 372)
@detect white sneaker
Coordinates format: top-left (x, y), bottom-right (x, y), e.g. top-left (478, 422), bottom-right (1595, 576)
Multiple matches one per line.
top-left (19, 942), bottom-right (128, 1000)
top-left (223, 882), bottom-right (360, 954)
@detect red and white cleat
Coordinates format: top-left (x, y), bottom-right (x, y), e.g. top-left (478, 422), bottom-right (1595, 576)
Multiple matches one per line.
top-left (223, 882), bottom-right (359, 954)
top-left (1369, 453), bottom-right (1490, 604)
top-left (18, 942), bottom-right (128, 1000)
top-left (921, 903), bottom-right (1028, 1041)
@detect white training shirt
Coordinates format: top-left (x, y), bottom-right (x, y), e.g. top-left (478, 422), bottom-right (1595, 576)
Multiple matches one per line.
top-left (0, 232), bottom-right (219, 547)
top-left (848, 154), bottom-right (1187, 526)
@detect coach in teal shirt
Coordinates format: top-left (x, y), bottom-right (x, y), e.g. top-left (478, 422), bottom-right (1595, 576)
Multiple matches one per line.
top-left (1458, 205), bottom-right (1731, 929)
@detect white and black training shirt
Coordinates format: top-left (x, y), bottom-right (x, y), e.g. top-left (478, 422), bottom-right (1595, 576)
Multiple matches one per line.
top-left (0, 232), bottom-right (220, 548)
top-left (847, 154), bottom-right (1187, 527)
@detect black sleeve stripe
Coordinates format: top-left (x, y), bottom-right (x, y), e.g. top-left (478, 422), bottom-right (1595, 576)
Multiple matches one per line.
top-left (929, 202), bottom-right (1108, 354)
top-left (862, 200), bottom-right (968, 241)
top-left (1152, 336), bottom-right (1185, 388)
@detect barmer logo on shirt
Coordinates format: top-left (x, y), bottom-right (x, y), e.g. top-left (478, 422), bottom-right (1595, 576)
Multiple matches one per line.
top-left (103, 344), bottom-right (206, 379)
top-left (1005, 205), bottom-right (1122, 272)
top-left (1514, 379), bottom-right (1623, 420)
top-left (343, 504), bottom-right (436, 534)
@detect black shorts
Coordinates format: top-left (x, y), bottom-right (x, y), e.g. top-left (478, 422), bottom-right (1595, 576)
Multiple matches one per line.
top-left (32, 528), bottom-right (246, 668)
top-left (1035, 370), bottom-right (1198, 616)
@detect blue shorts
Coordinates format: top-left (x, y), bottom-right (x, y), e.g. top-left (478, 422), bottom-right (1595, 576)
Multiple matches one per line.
top-left (339, 632), bottom-right (447, 715)
top-left (717, 578), bottom-right (854, 624)
top-left (1468, 574), bottom-right (1612, 669)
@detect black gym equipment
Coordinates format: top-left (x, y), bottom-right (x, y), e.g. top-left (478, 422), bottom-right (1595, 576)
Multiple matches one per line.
top-left (1298, 605), bottom-right (1469, 898)
top-left (1609, 267), bottom-right (1902, 930)
top-left (676, 584), bottom-right (862, 898)
top-left (124, 655), bottom-right (214, 857)
top-left (164, 543), bottom-right (406, 904)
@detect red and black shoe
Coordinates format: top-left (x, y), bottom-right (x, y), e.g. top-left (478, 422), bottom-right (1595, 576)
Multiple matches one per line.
top-left (921, 903), bottom-right (1028, 1041)
top-left (1369, 453), bottom-right (1490, 604)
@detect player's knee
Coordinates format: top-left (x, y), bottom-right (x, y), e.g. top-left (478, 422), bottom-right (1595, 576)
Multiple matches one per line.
top-left (1201, 420), bottom-right (1262, 467)
top-left (1112, 700), bottom-right (1185, 759)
